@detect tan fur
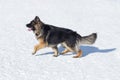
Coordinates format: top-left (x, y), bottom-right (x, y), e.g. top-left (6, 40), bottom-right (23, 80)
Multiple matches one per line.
top-left (73, 50), bottom-right (82, 58)
top-left (52, 47), bottom-right (58, 57)
top-left (61, 49), bottom-right (70, 54)
top-left (34, 24), bottom-right (40, 33)
top-left (32, 37), bottom-right (47, 55)
top-left (62, 42), bottom-right (82, 58)
top-left (62, 42), bottom-right (73, 51)
top-left (34, 19), bottom-right (44, 39)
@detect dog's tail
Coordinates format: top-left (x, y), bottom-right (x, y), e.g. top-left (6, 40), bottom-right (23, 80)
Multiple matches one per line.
top-left (80, 33), bottom-right (97, 45)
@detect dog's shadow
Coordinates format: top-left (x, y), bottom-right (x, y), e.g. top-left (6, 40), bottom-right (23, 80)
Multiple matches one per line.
top-left (80, 46), bottom-right (116, 57)
top-left (36, 46), bottom-right (116, 57)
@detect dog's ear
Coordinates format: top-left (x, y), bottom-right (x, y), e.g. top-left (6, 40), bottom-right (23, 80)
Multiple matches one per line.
top-left (34, 16), bottom-right (40, 23)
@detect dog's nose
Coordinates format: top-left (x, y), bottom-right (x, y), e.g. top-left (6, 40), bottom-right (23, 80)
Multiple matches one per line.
top-left (26, 24), bottom-right (28, 27)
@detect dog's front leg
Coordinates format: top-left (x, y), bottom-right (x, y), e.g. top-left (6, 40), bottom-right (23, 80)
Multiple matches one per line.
top-left (52, 46), bottom-right (58, 57)
top-left (32, 38), bottom-right (47, 55)
top-left (32, 44), bottom-right (40, 55)
top-left (32, 43), bottom-right (46, 55)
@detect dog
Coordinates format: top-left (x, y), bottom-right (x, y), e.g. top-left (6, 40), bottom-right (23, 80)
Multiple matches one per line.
top-left (26, 16), bottom-right (97, 58)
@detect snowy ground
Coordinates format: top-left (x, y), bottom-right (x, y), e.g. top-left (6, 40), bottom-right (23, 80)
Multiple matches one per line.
top-left (0, 0), bottom-right (120, 80)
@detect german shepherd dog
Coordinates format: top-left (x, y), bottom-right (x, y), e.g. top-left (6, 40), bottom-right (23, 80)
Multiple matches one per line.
top-left (26, 16), bottom-right (97, 58)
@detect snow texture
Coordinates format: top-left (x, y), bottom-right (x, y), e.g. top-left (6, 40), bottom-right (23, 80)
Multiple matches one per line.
top-left (0, 0), bottom-right (120, 80)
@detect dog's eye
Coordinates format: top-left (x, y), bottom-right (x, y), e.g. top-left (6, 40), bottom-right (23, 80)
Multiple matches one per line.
top-left (31, 21), bottom-right (34, 24)
top-left (31, 21), bottom-right (37, 25)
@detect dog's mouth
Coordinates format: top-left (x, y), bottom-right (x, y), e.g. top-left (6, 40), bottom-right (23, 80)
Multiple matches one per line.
top-left (26, 24), bottom-right (33, 31)
top-left (28, 28), bottom-right (32, 31)
top-left (26, 24), bottom-right (36, 31)
top-left (27, 27), bottom-right (36, 31)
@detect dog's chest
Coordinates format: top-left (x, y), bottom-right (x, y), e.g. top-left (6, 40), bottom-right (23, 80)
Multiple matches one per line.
top-left (35, 33), bottom-right (42, 40)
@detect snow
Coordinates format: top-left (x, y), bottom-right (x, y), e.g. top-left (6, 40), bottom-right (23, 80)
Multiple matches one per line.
top-left (0, 0), bottom-right (120, 80)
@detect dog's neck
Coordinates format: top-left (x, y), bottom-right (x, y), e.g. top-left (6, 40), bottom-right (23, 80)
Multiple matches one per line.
top-left (35, 33), bottom-right (41, 39)
top-left (34, 29), bottom-right (43, 40)
top-left (34, 24), bottom-right (44, 40)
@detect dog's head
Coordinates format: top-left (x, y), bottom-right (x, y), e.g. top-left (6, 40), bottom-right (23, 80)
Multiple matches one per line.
top-left (26, 16), bottom-right (43, 32)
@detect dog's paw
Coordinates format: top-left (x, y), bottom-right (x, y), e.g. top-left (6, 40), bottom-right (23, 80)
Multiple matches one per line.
top-left (53, 55), bottom-right (58, 57)
top-left (60, 52), bottom-right (65, 55)
top-left (73, 55), bottom-right (82, 58)
top-left (32, 52), bottom-right (36, 55)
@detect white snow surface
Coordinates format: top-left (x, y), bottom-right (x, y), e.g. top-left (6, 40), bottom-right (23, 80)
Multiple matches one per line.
top-left (0, 0), bottom-right (120, 80)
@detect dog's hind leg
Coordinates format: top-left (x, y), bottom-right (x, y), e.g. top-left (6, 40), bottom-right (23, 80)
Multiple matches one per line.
top-left (61, 49), bottom-right (70, 54)
top-left (62, 42), bottom-right (82, 58)
top-left (73, 50), bottom-right (82, 58)
top-left (61, 42), bottom-right (73, 54)
top-left (52, 46), bottom-right (58, 57)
